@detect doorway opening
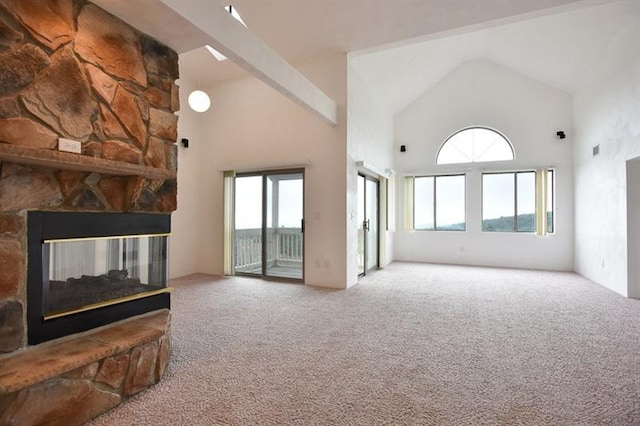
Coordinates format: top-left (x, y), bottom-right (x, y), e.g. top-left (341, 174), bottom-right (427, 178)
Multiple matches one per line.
top-left (358, 174), bottom-right (379, 275)
top-left (233, 169), bottom-right (304, 281)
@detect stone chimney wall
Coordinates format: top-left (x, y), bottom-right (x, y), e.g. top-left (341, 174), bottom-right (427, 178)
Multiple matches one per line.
top-left (0, 0), bottom-right (180, 354)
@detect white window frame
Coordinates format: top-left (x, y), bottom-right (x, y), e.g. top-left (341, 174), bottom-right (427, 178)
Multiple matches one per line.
top-left (410, 174), bottom-right (466, 232)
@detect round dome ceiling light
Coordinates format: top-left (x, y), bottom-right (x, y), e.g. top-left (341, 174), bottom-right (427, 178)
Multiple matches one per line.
top-left (188, 90), bottom-right (211, 113)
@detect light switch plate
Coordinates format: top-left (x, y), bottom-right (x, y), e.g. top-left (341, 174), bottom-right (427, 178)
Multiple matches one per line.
top-left (58, 138), bottom-right (81, 154)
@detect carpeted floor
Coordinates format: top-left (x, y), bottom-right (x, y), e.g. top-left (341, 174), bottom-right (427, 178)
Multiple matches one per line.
top-left (89, 262), bottom-right (640, 425)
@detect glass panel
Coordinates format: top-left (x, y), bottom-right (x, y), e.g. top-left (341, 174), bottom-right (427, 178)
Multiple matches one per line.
top-left (414, 176), bottom-right (434, 230)
top-left (516, 172), bottom-right (536, 232)
top-left (234, 175), bottom-right (263, 275)
top-left (45, 234), bottom-right (168, 316)
top-left (357, 175), bottom-right (365, 275)
top-left (366, 178), bottom-right (378, 272)
top-left (438, 127), bottom-right (514, 165)
top-left (547, 170), bottom-right (554, 233)
top-left (436, 175), bottom-right (465, 231)
top-left (483, 173), bottom-right (515, 231)
top-left (265, 173), bottom-right (304, 280)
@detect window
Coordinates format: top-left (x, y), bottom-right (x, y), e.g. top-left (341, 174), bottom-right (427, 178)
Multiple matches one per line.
top-left (437, 127), bottom-right (514, 165)
top-left (482, 170), bottom-right (554, 233)
top-left (414, 175), bottom-right (465, 231)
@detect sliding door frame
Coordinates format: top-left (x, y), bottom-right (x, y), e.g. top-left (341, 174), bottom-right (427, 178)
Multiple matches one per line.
top-left (234, 168), bottom-right (305, 283)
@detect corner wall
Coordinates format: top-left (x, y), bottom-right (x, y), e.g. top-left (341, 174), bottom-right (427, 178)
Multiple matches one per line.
top-left (169, 75), bottom-right (204, 279)
top-left (573, 23), bottom-right (640, 296)
top-left (346, 59), bottom-right (395, 286)
top-left (171, 54), bottom-right (348, 288)
top-left (393, 60), bottom-right (574, 271)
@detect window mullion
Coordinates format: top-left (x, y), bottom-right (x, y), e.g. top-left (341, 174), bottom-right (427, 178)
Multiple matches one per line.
top-left (433, 177), bottom-right (437, 230)
top-left (514, 173), bottom-right (518, 232)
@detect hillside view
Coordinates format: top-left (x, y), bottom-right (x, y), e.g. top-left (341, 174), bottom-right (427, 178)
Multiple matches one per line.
top-left (437, 213), bottom-right (553, 232)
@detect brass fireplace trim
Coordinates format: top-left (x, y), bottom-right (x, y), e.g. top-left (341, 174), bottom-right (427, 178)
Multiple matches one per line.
top-left (44, 233), bottom-right (171, 244)
top-left (44, 287), bottom-right (174, 320)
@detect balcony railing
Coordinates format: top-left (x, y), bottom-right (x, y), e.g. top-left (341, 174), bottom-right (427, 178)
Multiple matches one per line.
top-left (234, 228), bottom-right (302, 275)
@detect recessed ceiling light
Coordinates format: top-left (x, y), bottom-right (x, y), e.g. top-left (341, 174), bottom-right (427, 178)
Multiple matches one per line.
top-left (206, 5), bottom-right (247, 62)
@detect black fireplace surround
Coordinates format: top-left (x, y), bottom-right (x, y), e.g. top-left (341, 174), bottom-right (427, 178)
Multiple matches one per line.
top-left (27, 211), bottom-right (171, 345)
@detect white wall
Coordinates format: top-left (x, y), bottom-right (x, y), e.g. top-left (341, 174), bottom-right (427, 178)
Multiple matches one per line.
top-left (393, 59), bottom-right (574, 271)
top-left (170, 75), bottom-right (206, 279)
top-left (346, 58), bottom-right (396, 286)
top-left (171, 54), bottom-right (349, 288)
top-left (573, 22), bottom-right (640, 297)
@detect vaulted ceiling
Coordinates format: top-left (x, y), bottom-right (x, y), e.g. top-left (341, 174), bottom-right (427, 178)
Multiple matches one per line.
top-left (351, 0), bottom-right (640, 114)
top-left (92, 0), bottom-right (638, 116)
top-left (93, 0), bottom-right (587, 85)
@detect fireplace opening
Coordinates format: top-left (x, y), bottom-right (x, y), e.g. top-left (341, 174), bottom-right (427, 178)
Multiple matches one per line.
top-left (44, 233), bottom-right (169, 319)
top-left (28, 211), bottom-right (171, 345)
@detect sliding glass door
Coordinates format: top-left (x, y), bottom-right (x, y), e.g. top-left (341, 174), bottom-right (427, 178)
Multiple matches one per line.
top-left (357, 174), bottom-right (378, 276)
top-left (234, 170), bottom-right (304, 281)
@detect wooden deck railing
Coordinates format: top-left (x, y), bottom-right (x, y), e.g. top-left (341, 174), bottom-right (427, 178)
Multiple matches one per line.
top-left (234, 228), bottom-right (302, 270)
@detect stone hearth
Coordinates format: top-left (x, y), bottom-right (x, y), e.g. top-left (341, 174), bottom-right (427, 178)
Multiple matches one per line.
top-left (0, 310), bottom-right (171, 425)
top-left (0, 0), bottom-right (180, 423)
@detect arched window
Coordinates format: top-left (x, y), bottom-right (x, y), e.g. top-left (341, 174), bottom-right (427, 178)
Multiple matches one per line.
top-left (436, 127), bottom-right (514, 165)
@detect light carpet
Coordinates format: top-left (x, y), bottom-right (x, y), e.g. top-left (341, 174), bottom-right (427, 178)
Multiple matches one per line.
top-left (89, 262), bottom-right (640, 425)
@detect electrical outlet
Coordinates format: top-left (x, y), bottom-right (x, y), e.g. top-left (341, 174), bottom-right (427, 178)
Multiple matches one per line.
top-left (58, 138), bottom-right (81, 154)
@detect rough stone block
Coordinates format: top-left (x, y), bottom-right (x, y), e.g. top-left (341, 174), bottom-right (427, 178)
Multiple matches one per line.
top-left (156, 334), bottom-right (171, 380)
top-left (21, 48), bottom-right (97, 140)
top-left (155, 180), bottom-right (177, 212)
top-left (0, 300), bottom-right (23, 353)
top-left (56, 170), bottom-right (85, 197)
top-left (124, 341), bottom-right (158, 396)
top-left (82, 141), bottom-right (103, 158)
top-left (0, 214), bottom-right (24, 236)
top-left (112, 86), bottom-right (146, 148)
top-left (145, 137), bottom-right (167, 169)
top-left (167, 144), bottom-right (178, 172)
top-left (146, 178), bottom-right (164, 194)
top-left (0, 96), bottom-right (21, 118)
top-left (98, 103), bottom-right (127, 140)
top-left (0, 378), bottom-right (120, 426)
top-left (0, 163), bottom-right (30, 179)
top-left (75, 4), bottom-right (147, 87)
top-left (0, 0), bottom-right (74, 50)
top-left (141, 36), bottom-right (179, 80)
top-left (63, 363), bottom-right (98, 380)
top-left (125, 176), bottom-right (145, 210)
top-left (69, 188), bottom-right (105, 211)
top-left (95, 353), bottom-right (129, 390)
top-left (0, 43), bottom-right (49, 96)
top-left (0, 169), bottom-right (62, 211)
top-left (85, 64), bottom-right (118, 105)
top-left (144, 86), bottom-right (170, 109)
top-left (149, 108), bottom-right (177, 142)
top-left (135, 188), bottom-right (156, 212)
top-left (0, 117), bottom-right (58, 149)
top-left (0, 240), bottom-right (23, 299)
top-left (98, 177), bottom-right (127, 211)
top-left (170, 83), bottom-right (180, 112)
top-left (103, 140), bottom-right (143, 165)
top-left (0, 19), bottom-right (23, 48)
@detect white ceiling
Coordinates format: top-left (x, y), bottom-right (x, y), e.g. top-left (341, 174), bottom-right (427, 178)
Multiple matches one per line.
top-left (94, 0), bottom-right (588, 85)
top-left (92, 0), bottom-right (638, 116)
top-left (352, 0), bottom-right (640, 114)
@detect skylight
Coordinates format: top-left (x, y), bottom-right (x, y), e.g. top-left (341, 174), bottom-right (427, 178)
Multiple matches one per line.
top-left (206, 5), bottom-right (247, 62)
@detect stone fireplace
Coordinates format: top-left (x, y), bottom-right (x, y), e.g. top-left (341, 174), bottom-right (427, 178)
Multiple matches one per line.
top-left (27, 211), bottom-right (171, 345)
top-left (0, 0), bottom-right (179, 423)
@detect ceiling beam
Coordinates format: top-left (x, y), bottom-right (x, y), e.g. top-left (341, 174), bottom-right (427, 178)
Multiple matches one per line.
top-left (159, 0), bottom-right (338, 126)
